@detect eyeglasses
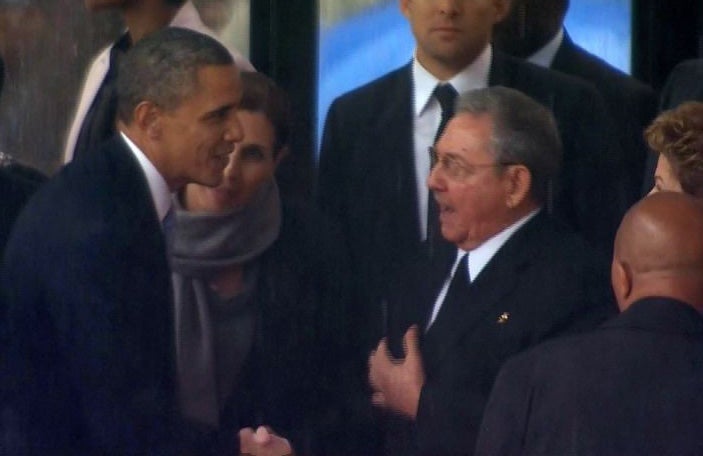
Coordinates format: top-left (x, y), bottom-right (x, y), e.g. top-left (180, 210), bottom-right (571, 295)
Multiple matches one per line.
top-left (428, 146), bottom-right (514, 180)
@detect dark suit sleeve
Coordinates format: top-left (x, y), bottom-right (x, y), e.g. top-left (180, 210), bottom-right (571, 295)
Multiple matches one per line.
top-left (1, 198), bottom-right (217, 455)
top-left (474, 354), bottom-right (534, 456)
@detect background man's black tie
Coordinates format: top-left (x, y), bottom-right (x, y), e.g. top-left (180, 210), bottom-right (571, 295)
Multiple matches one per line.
top-left (427, 83), bottom-right (458, 261)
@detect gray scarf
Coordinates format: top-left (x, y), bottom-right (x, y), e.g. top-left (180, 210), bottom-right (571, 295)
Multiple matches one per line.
top-left (170, 179), bottom-right (281, 427)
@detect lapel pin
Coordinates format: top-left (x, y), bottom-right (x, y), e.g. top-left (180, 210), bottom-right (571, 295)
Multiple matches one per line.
top-left (497, 312), bottom-right (510, 324)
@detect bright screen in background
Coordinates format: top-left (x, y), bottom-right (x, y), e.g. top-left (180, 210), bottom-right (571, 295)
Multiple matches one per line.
top-left (316, 0), bottom-right (632, 156)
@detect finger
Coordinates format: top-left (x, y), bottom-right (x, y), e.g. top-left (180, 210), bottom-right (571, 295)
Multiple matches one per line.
top-left (238, 427), bottom-right (256, 451)
top-left (254, 425), bottom-right (272, 444)
top-left (403, 325), bottom-right (421, 359)
top-left (371, 391), bottom-right (386, 408)
top-left (239, 427), bottom-right (255, 439)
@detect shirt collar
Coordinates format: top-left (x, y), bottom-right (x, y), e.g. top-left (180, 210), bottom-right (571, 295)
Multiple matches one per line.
top-left (412, 44), bottom-right (493, 117)
top-left (454, 208), bottom-right (540, 281)
top-left (119, 132), bottom-right (173, 223)
top-left (527, 27), bottom-right (564, 68)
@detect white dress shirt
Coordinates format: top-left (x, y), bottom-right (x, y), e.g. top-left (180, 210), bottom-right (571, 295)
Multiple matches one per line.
top-left (120, 132), bottom-right (172, 224)
top-left (426, 209), bottom-right (540, 328)
top-left (412, 45), bottom-right (492, 239)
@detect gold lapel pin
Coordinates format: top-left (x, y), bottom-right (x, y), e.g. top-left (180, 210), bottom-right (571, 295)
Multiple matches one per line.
top-left (497, 312), bottom-right (510, 324)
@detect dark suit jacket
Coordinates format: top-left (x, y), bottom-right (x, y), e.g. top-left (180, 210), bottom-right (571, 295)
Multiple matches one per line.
top-left (0, 162), bottom-right (46, 262)
top-left (1, 137), bottom-right (219, 455)
top-left (221, 199), bottom-right (355, 456)
top-left (318, 50), bottom-right (623, 356)
top-left (551, 32), bottom-right (658, 204)
top-left (642, 58), bottom-right (703, 194)
top-left (476, 297), bottom-right (703, 456)
top-left (381, 211), bottom-right (616, 456)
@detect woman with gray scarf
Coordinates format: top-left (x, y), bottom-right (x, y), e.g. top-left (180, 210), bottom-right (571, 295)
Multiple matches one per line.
top-left (170, 72), bottom-right (352, 455)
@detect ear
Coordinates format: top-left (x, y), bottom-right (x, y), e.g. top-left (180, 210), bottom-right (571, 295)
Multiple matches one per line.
top-left (503, 164), bottom-right (531, 209)
top-left (611, 258), bottom-right (633, 312)
top-left (399, 0), bottom-right (411, 19)
top-left (492, 0), bottom-right (512, 23)
top-left (133, 101), bottom-right (163, 140)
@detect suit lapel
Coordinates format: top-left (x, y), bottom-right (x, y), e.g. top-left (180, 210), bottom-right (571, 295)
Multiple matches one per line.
top-left (420, 213), bottom-right (546, 372)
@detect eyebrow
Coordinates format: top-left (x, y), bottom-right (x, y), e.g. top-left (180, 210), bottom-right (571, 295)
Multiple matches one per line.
top-left (202, 103), bottom-right (236, 121)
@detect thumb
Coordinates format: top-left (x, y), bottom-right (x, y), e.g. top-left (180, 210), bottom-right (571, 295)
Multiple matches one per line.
top-left (254, 425), bottom-right (272, 444)
top-left (403, 325), bottom-right (421, 359)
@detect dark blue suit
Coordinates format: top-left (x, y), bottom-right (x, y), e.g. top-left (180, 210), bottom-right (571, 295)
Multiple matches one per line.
top-left (476, 297), bottom-right (703, 456)
top-left (1, 136), bottom-right (220, 454)
top-left (381, 211), bottom-right (616, 455)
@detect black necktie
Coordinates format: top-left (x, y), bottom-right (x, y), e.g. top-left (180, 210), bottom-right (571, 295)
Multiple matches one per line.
top-left (433, 83), bottom-right (458, 143)
top-left (427, 253), bottom-right (470, 331)
top-left (427, 84), bottom-right (458, 260)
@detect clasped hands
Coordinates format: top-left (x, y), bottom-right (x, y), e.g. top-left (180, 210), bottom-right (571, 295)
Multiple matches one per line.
top-left (368, 325), bottom-right (425, 420)
top-left (239, 426), bottom-right (293, 456)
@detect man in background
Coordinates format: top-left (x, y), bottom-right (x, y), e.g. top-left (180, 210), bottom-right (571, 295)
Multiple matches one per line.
top-left (492, 0), bottom-right (658, 206)
top-left (63, 0), bottom-right (253, 164)
top-left (476, 192), bottom-right (703, 455)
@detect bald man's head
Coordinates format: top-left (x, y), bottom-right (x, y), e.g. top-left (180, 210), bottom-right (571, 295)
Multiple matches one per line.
top-left (612, 192), bottom-right (703, 312)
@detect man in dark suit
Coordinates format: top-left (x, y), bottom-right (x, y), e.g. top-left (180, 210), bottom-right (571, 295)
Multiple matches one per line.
top-left (368, 87), bottom-right (615, 456)
top-left (476, 191), bottom-right (703, 455)
top-left (318, 0), bottom-right (624, 359)
top-left (492, 0), bottom-right (658, 206)
top-left (641, 59), bottom-right (703, 194)
top-left (0, 28), bottom-right (251, 454)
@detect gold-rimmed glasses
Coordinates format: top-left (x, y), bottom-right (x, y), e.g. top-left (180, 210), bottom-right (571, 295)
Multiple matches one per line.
top-left (428, 146), bottom-right (514, 180)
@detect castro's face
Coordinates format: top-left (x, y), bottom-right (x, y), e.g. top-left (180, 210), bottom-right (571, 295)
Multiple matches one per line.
top-left (157, 64), bottom-right (244, 191)
top-left (427, 112), bottom-right (514, 250)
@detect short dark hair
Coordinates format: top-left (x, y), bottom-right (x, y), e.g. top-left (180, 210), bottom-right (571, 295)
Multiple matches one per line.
top-left (239, 71), bottom-right (291, 157)
top-left (455, 86), bottom-right (562, 204)
top-left (165, 0), bottom-right (187, 6)
top-left (116, 27), bottom-right (234, 123)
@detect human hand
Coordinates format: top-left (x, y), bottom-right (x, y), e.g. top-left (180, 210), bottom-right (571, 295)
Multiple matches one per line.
top-left (368, 325), bottom-right (425, 419)
top-left (239, 426), bottom-right (294, 456)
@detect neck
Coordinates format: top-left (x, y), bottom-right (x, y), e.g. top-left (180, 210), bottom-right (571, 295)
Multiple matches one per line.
top-left (123, 1), bottom-right (181, 43)
top-left (624, 274), bottom-right (703, 314)
top-left (415, 45), bottom-right (487, 81)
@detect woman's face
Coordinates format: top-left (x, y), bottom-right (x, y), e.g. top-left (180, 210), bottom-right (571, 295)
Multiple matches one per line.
top-left (649, 154), bottom-right (683, 195)
top-left (185, 110), bottom-right (282, 212)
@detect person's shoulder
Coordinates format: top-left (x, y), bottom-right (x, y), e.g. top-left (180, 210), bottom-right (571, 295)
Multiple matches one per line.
top-left (556, 40), bottom-right (656, 99)
top-left (329, 64), bottom-right (411, 109)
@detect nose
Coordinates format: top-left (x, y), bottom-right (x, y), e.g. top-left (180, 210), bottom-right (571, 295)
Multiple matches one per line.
top-left (437, 0), bottom-right (461, 15)
top-left (222, 146), bottom-right (241, 180)
top-left (427, 162), bottom-right (446, 193)
top-left (224, 110), bottom-right (244, 144)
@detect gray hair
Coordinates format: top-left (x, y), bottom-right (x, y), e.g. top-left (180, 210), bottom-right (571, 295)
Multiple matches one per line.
top-left (455, 86), bottom-right (562, 204)
top-left (116, 27), bottom-right (234, 123)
